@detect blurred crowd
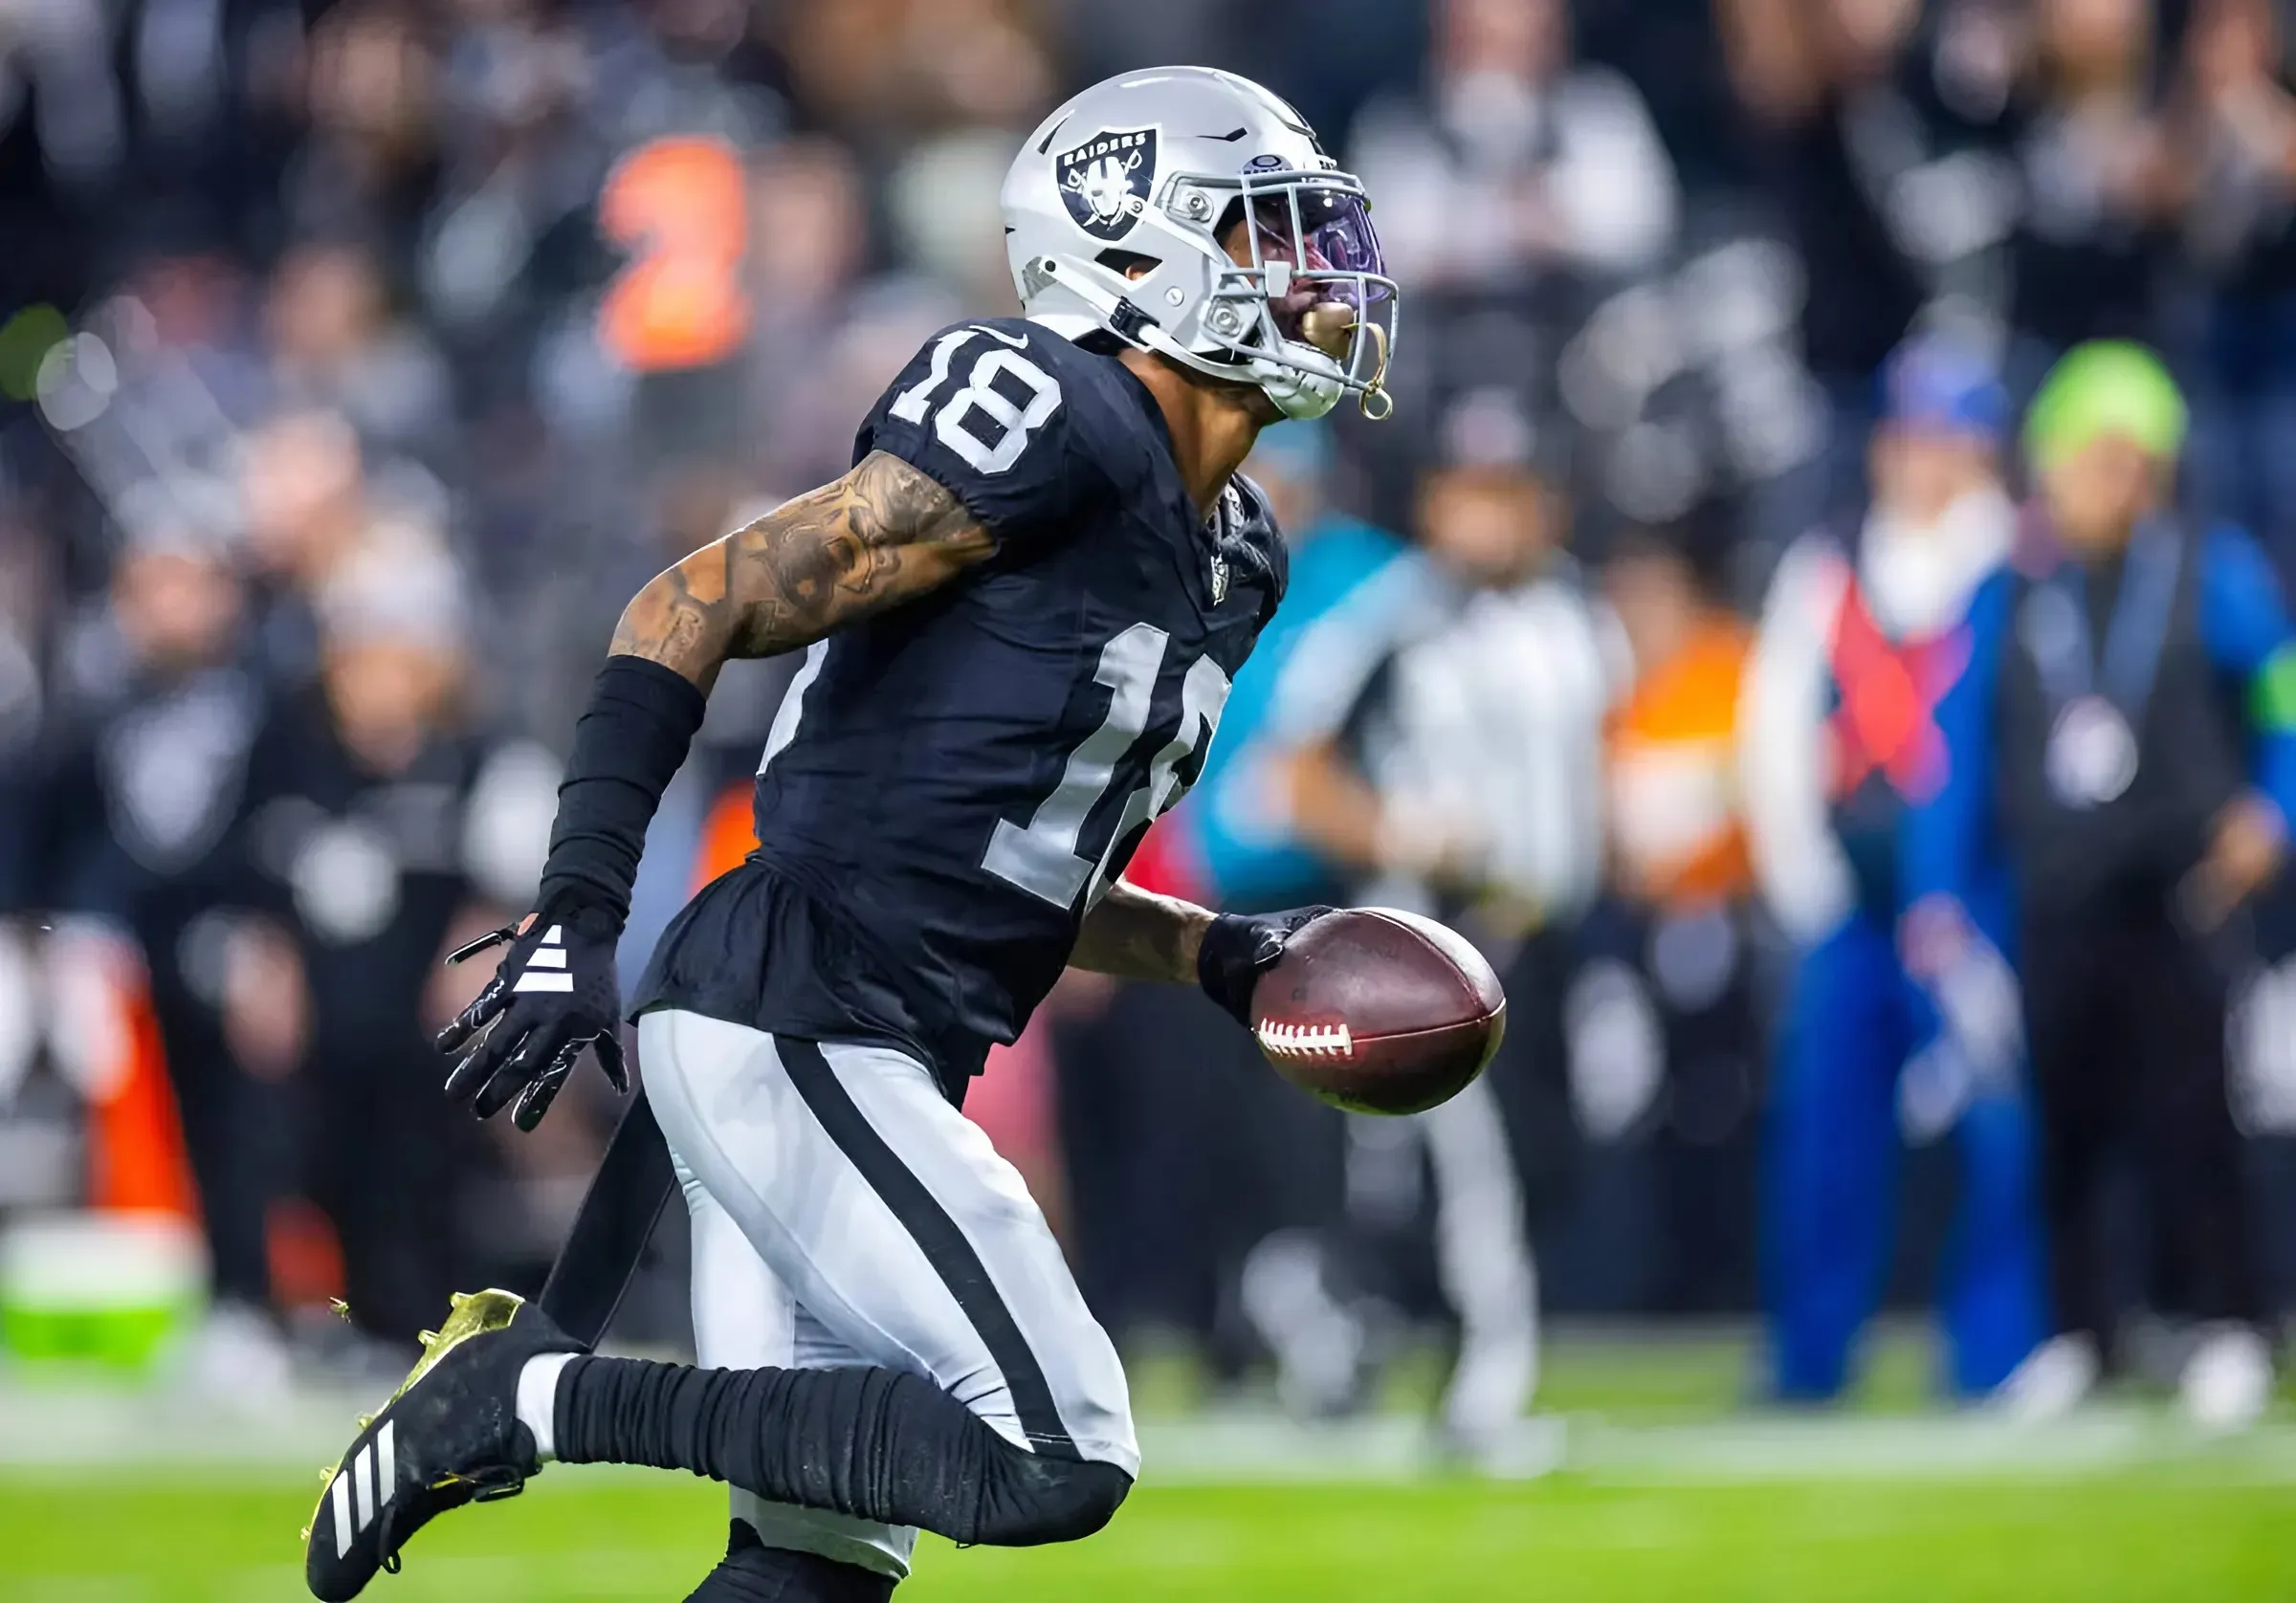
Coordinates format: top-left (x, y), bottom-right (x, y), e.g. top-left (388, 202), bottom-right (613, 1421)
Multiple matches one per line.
top-left (6, 0), bottom-right (2296, 1438)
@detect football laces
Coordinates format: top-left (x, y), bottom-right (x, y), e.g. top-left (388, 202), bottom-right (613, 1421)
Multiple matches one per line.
top-left (1255, 1019), bottom-right (1355, 1059)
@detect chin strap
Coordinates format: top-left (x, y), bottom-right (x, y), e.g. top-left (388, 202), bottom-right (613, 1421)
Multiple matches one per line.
top-left (1355, 319), bottom-right (1392, 421)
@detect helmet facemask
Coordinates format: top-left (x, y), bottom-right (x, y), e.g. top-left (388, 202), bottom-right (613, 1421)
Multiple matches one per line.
top-left (1183, 170), bottom-right (1397, 421)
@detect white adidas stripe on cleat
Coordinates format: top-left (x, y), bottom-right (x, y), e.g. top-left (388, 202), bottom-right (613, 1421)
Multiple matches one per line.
top-left (330, 1468), bottom-right (353, 1558)
top-left (330, 1422), bottom-right (400, 1559)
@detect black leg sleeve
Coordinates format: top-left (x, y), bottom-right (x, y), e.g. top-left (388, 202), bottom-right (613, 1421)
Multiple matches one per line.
top-left (556, 1356), bottom-right (1130, 1547)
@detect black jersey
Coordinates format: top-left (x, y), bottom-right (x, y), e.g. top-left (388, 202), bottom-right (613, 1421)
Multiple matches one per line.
top-left (239, 689), bottom-right (553, 1057)
top-left (635, 318), bottom-right (1288, 1095)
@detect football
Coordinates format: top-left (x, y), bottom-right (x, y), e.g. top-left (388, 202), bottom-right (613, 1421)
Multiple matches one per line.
top-left (1251, 908), bottom-right (1507, 1115)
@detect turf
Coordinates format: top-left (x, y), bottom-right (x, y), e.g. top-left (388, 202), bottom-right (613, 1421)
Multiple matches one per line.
top-left (3, 1466), bottom-right (2290, 1602)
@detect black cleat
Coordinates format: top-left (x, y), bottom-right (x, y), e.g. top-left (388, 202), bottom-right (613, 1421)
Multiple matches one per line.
top-left (302, 1289), bottom-right (577, 1601)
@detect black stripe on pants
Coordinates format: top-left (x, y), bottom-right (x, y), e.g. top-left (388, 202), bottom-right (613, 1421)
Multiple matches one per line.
top-left (2022, 902), bottom-right (2261, 1350)
top-left (778, 1038), bottom-right (1081, 1459)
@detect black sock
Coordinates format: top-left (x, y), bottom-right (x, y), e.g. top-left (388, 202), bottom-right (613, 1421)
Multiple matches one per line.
top-left (553, 1356), bottom-right (1130, 1547)
top-left (685, 1520), bottom-right (896, 1603)
top-left (557, 1358), bottom-right (982, 1535)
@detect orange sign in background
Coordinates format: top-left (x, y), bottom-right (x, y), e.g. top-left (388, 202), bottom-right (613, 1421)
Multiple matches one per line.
top-left (599, 137), bottom-right (753, 374)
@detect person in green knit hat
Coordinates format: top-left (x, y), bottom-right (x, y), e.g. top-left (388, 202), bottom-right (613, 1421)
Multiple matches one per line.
top-left (1902, 340), bottom-right (2294, 1430)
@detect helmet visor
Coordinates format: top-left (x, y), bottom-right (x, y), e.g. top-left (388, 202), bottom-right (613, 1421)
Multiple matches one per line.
top-left (1235, 178), bottom-right (1396, 393)
top-left (1247, 188), bottom-right (1388, 278)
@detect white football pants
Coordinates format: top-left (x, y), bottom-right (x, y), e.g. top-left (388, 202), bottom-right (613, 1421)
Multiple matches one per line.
top-left (638, 1008), bottom-right (1137, 1580)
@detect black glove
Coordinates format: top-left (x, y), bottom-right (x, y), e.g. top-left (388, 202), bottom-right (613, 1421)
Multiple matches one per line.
top-left (438, 900), bottom-right (629, 1131)
top-left (1197, 905), bottom-right (1336, 1026)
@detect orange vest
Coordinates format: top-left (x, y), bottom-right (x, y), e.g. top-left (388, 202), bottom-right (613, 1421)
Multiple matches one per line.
top-left (1606, 620), bottom-right (1754, 908)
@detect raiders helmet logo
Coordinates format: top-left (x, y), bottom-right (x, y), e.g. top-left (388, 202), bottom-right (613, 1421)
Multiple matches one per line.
top-left (1056, 127), bottom-right (1158, 241)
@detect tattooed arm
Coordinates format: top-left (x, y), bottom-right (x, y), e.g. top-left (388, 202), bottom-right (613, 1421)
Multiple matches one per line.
top-left (610, 450), bottom-right (997, 690)
top-left (1068, 880), bottom-right (1215, 983)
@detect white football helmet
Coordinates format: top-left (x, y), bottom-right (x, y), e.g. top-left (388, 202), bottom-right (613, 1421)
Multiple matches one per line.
top-left (1002, 66), bottom-right (1397, 422)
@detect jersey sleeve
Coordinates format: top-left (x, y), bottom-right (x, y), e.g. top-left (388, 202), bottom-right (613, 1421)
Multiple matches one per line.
top-left (852, 319), bottom-right (1102, 549)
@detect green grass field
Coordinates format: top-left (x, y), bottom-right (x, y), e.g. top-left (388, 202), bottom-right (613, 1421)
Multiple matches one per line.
top-left (4, 1467), bottom-right (2293, 1602)
top-left (5, 1331), bottom-right (2293, 1601)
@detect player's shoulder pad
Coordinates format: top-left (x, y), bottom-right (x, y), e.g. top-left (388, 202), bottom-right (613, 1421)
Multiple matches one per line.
top-left (853, 318), bottom-right (1142, 548)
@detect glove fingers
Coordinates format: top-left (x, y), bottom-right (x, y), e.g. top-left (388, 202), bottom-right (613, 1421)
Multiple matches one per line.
top-left (592, 1026), bottom-right (630, 1095)
top-left (444, 1043), bottom-right (496, 1105)
top-left (1250, 905), bottom-right (1337, 968)
top-left (443, 1003), bottom-right (530, 1105)
top-left (474, 1015), bottom-right (579, 1121)
top-left (435, 974), bottom-right (511, 1054)
top-left (469, 1056), bottom-right (531, 1121)
top-left (510, 1037), bottom-right (588, 1132)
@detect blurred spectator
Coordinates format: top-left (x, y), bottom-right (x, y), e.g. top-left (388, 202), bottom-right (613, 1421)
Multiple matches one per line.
top-left (1911, 342), bottom-right (2283, 1426)
top-left (1604, 524), bottom-right (1754, 911)
top-left (1717, 0), bottom-right (1929, 428)
top-left (264, 239), bottom-right (453, 466)
top-left (739, 138), bottom-right (888, 493)
top-left (238, 407), bottom-right (370, 669)
top-left (238, 531), bottom-right (556, 1351)
top-left (287, 3), bottom-right (446, 285)
top-left (36, 521), bottom-right (290, 1394)
top-left (784, 0), bottom-right (1051, 148)
top-left (1993, 0), bottom-right (2180, 381)
top-left (237, 406), bottom-right (449, 689)
top-left (1592, 516), bottom-right (1762, 1311)
top-left (1743, 337), bottom-right (2042, 1401)
top-left (2175, 0), bottom-right (2296, 553)
top-left (1350, 0), bottom-right (1679, 294)
top-left (0, 513), bottom-right (50, 1045)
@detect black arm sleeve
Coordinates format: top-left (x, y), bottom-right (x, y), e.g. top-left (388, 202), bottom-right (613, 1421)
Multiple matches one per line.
top-left (537, 655), bottom-right (709, 927)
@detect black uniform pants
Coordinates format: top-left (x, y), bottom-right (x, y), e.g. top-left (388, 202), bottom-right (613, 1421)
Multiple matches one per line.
top-left (308, 1032), bottom-right (458, 1345)
top-left (2021, 902), bottom-right (2260, 1350)
top-left (147, 965), bottom-right (277, 1310)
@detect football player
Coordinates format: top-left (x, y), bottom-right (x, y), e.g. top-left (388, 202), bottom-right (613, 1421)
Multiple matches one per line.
top-left (304, 67), bottom-right (1396, 1603)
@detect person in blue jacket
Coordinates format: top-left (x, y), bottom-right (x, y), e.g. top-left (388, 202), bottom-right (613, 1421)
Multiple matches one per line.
top-left (1743, 337), bottom-right (2042, 1403)
top-left (1906, 341), bottom-right (2294, 1428)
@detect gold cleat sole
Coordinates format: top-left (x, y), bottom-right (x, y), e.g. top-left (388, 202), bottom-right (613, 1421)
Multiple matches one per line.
top-left (302, 1289), bottom-right (531, 1544)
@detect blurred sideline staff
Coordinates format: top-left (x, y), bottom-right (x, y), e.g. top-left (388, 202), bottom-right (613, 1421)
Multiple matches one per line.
top-left (35, 521), bottom-right (284, 1384)
top-left (1594, 516), bottom-right (1762, 1315)
top-left (1910, 343), bottom-right (2294, 1428)
top-left (1742, 339), bottom-right (2043, 1403)
top-left (1252, 392), bottom-right (1612, 1457)
top-left (236, 533), bottom-right (557, 1350)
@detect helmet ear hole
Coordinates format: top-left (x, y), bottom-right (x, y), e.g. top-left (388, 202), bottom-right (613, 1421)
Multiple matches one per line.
top-left (1095, 248), bottom-right (1161, 280)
